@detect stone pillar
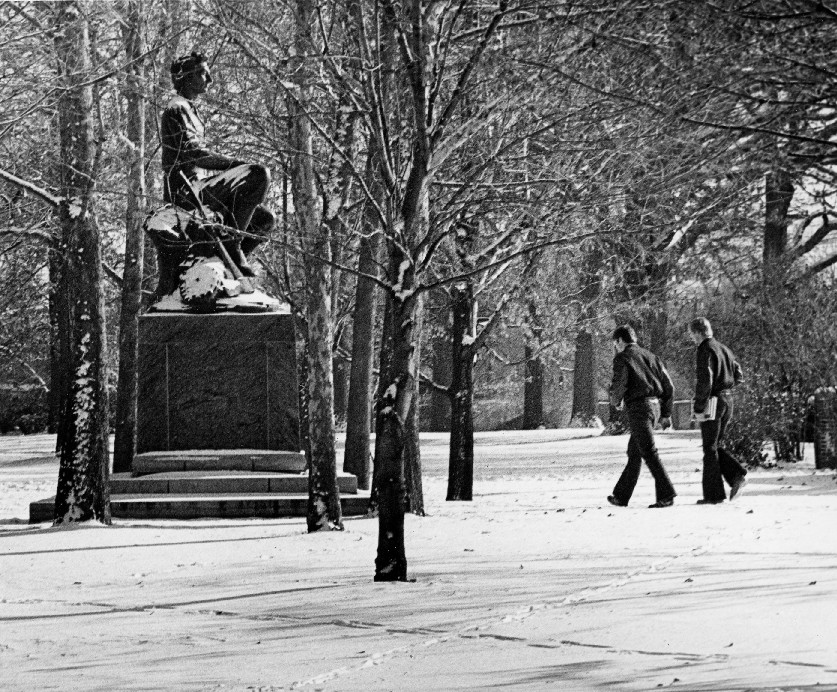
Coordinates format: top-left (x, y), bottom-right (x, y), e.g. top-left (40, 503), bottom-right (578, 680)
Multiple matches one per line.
top-left (137, 313), bottom-right (300, 454)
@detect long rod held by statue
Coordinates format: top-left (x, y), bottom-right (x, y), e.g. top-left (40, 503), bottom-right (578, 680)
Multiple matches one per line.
top-left (178, 171), bottom-right (255, 294)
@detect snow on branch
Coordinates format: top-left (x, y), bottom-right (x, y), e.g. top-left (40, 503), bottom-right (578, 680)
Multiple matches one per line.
top-left (0, 168), bottom-right (61, 209)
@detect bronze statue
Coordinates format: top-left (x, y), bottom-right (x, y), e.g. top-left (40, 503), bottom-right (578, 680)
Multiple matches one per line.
top-left (146, 51), bottom-right (278, 312)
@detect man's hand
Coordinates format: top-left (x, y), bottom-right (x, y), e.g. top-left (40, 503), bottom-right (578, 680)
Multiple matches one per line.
top-left (660, 416), bottom-right (672, 430)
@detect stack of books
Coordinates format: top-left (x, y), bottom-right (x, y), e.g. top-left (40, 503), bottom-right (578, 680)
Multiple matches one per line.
top-left (691, 396), bottom-right (718, 422)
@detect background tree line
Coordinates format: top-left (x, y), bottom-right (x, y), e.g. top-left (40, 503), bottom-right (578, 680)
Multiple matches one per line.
top-left (1, 0), bottom-right (835, 577)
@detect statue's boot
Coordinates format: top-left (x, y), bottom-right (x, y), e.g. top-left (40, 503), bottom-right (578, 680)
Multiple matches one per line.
top-left (155, 245), bottom-right (186, 297)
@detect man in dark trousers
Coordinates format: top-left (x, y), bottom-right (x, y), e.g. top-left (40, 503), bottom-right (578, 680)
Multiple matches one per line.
top-left (689, 317), bottom-right (748, 504)
top-left (607, 325), bottom-right (677, 508)
top-left (160, 51), bottom-right (274, 282)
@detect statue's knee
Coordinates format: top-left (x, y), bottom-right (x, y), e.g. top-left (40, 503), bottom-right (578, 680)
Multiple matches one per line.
top-left (250, 164), bottom-right (270, 190)
top-left (261, 208), bottom-right (276, 233)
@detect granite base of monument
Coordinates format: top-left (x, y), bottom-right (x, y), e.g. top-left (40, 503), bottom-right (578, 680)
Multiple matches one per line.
top-left (137, 312), bottom-right (301, 454)
top-left (29, 312), bottom-right (368, 523)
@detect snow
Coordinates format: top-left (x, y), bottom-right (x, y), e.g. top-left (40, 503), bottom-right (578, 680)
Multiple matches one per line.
top-left (2, 430), bottom-right (837, 690)
top-left (67, 197), bottom-right (83, 219)
top-left (392, 259), bottom-right (414, 301)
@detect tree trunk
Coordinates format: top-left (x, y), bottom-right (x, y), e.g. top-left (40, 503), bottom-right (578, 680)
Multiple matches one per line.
top-left (571, 328), bottom-right (596, 423)
top-left (404, 293), bottom-right (425, 515)
top-left (332, 355), bottom-right (349, 424)
top-left (52, 1), bottom-right (111, 525)
top-left (426, 323), bottom-right (452, 431)
top-left (646, 307), bottom-right (668, 357)
top-left (47, 243), bottom-right (66, 439)
top-left (523, 343), bottom-right (545, 429)
top-left (296, 320), bottom-right (313, 467)
top-left (373, 171), bottom-right (426, 581)
top-left (289, 0), bottom-right (342, 532)
top-left (373, 283), bottom-right (419, 581)
top-left (113, 0), bottom-right (146, 474)
top-left (447, 283), bottom-right (475, 501)
top-left (571, 244), bottom-right (602, 424)
top-left (343, 232), bottom-right (379, 489)
top-left (764, 168), bottom-right (793, 266)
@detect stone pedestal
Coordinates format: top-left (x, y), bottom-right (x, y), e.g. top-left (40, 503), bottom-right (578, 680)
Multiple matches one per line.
top-left (137, 313), bottom-right (300, 454)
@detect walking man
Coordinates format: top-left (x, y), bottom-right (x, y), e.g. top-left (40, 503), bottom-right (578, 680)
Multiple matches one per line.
top-left (689, 318), bottom-right (748, 504)
top-left (607, 325), bottom-right (677, 508)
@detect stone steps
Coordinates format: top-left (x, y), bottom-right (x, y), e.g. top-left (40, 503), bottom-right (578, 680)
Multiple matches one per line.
top-left (133, 450), bottom-right (306, 475)
top-left (110, 471), bottom-right (357, 495)
top-left (29, 491), bottom-right (370, 522)
top-left (29, 450), bottom-right (368, 523)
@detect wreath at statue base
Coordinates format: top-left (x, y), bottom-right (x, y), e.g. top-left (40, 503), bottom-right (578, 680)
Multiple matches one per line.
top-left (144, 204), bottom-right (284, 314)
top-left (151, 256), bottom-right (284, 314)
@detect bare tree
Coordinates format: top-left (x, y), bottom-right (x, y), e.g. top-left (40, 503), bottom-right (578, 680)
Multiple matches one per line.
top-left (51, 1), bottom-right (111, 524)
top-left (113, 0), bottom-right (147, 474)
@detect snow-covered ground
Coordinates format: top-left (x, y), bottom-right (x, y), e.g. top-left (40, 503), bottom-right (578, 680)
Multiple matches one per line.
top-left (2, 429), bottom-right (837, 691)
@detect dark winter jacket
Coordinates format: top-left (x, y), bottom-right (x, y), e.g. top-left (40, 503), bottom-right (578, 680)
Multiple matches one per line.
top-left (610, 344), bottom-right (675, 417)
top-left (693, 337), bottom-right (743, 413)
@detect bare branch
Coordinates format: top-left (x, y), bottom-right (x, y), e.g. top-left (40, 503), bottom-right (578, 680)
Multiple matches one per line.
top-left (0, 168), bottom-right (61, 208)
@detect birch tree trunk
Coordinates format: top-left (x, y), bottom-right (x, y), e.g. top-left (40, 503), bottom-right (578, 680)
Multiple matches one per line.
top-left (288, 0), bottom-right (342, 531)
top-left (113, 0), bottom-right (146, 474)
top-left (52, 1), bottom-right (111, 525)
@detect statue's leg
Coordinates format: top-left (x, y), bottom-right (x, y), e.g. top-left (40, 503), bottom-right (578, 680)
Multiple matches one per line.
top-left (240, 206), bottom-right (276, 255)
top-left (154, 244), bottom-right (187, 298)
top-left (200, 166), bottom-right (273, 277)
top-left (201, 165), bottom-right (270, 233)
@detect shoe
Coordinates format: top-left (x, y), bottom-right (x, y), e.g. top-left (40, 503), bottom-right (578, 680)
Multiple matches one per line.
top-left (649, 497), bottom-right (674, 508)
top-left (696, 498), bottom-right (724, 505)
top-left (729, 476), bottom-right (748, 500)
top-left (607, 495), bottom-right (627, 507)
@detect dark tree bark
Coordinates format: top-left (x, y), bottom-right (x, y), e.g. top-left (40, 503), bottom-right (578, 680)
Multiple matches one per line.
top-left (426, 324), bottom-right (452, 431)
top-left (446, 283), bottom-right (475, 501)
top-left (288, 0), bottom-right (342, 532)
top-left (373, 259), bottom-right (421, 581)
top-left (571, 244), bottom-right (603, 424)
top-left (523, 303), bottom-right (545, 429)
top-left (571, 329), bottom-right (596, 423)
top-left (52, 1), bottom-right (111, 525)
top-left (343, 232), bottom-right (379, 489)
top-left (332, 354), bottom-right (349, 424)
top-left (113, 0), bottom-right (146, 474)
top-left (764, 168), bottom-right (793, 266)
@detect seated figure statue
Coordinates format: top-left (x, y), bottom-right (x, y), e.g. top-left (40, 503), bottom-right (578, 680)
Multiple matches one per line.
top-left (147, 51), bottom-right (276, 308)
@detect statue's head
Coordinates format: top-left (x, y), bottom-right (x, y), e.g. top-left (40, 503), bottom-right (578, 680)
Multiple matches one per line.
top-left (170, 52), bottom-right (212, 97)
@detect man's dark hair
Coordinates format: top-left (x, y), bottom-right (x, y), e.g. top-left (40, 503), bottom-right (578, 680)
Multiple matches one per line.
top-left (689, 317), bottom-right (712, 337)
top-left (171, 52), bottom-right (208, 91)
top-left (612, 325), bottom-right (637, 344)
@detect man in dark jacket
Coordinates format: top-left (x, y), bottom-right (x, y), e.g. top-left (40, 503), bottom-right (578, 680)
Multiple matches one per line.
top-left (607, 325), bottom-right (677, 508)
top-left (689, 318), bottom-right (748, 504)
top-left (160, 52), bottom-right (274, 280)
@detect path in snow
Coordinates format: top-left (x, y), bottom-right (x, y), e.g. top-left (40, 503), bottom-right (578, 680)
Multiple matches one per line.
top-left (2, 430), bottom-right (837, 691)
